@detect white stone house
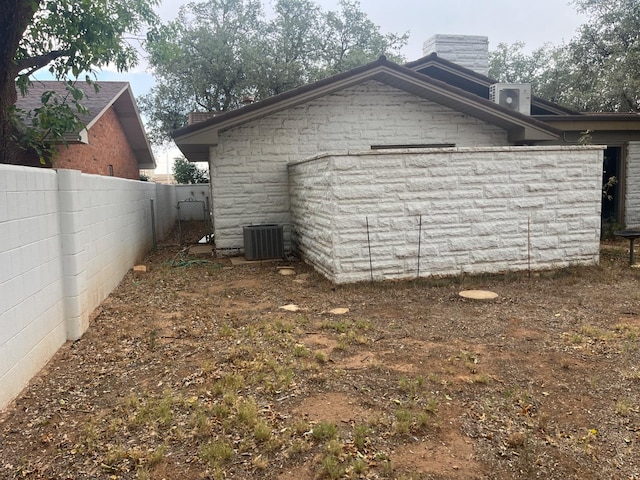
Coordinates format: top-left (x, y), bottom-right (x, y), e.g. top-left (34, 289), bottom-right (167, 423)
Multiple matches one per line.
top-left (172, 36), bottom-right (624, 282)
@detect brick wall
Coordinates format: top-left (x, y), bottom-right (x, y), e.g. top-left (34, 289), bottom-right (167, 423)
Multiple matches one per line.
top-left (53, 107), bottom-right (140, 180)
top-left (289, 146), bottom-right (604, 284)
top-left (211, 80), bottom-right (510, 251)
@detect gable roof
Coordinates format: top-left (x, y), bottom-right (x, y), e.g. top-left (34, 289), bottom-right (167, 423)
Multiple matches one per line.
top-left (406, 53), bottom-right (580, 116)
top-left (173, 56), bottom-right (560, 162)
top-left (16, 81), bottom-right (156, 169)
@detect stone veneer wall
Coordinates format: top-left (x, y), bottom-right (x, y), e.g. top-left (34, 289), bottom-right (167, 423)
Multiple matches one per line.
top-left (289, 146), bottom-right (604, 284)
top-left (210, 80), bottom-right (509, 252)
top-left (625, 142), bottom-right (640, 228)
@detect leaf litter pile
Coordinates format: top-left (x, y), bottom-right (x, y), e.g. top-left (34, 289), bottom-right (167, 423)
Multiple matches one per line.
top-left (2, 225), bottom-right (640, 479)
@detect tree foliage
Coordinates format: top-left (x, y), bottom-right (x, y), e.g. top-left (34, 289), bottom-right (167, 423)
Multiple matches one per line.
top-left (141, 0), bottom-right (408, 144)
top-left (173, 157), bottom-right (209, 184)
top-left (1, 0), bottom-right (159, 164)
top-left (489, 0), bottom-right (640, 112)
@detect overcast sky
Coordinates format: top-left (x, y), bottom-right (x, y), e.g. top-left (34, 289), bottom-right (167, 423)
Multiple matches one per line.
top-left (93, 0), bottom-right (588, 172)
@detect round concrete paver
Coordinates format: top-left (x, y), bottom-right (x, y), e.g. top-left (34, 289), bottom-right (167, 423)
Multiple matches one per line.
top-left (458, 290), bottom-right (498, 300)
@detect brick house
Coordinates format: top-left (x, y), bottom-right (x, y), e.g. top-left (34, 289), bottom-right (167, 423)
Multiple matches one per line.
top-left (15, 81), bottom-right (155, 179)
top-left (172, 35), bottom-right (638, 282)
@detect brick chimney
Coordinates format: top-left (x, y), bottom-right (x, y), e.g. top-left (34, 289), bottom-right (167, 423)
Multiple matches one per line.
top-left (423, 34), bottom-right (489, 76)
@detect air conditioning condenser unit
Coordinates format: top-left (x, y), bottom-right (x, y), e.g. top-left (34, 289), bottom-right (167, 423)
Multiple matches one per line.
top-left (489, 83), bottom-right (531, 115)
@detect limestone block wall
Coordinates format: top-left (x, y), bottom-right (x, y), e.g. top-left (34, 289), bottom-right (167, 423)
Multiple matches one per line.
top-left (211, 80), bottom-right (509, 252)
top-left (625, 142), bottom-right (640, 228)
top-left (289, 146), bottom-right (604, 284)
top-left (0, 166), bottom-right (178, 410)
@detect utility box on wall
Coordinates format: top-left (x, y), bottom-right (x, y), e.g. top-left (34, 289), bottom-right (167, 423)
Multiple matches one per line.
top-left (243, 224), bottom-right (284, 260)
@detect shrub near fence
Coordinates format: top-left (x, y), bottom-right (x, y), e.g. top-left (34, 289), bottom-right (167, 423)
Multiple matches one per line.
top-left (0, 166), bottom-right (178, 410)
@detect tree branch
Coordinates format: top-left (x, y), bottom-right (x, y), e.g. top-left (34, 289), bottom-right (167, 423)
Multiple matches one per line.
top-left (16, 49), bottom-right (72, 74)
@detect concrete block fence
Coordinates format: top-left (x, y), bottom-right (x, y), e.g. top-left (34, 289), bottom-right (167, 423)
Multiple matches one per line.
top-left (0, 166), bottom-right (178, 410)
top-left (289, 146), bottom-right (604, 284)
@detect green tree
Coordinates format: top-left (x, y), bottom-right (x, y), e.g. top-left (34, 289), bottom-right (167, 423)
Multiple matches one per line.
top-left (1, 0), bottom-right (159, 164)
top-left (141, 0), bottom-right (407, 144)
top-left (488, 42), bottom-right (577, 107)
top-left (489, 1), bottom-right (640, 113)
top-left (568, 0), bottom-right (640, 111)
top-left (173, 157), bottom-right (209, 184)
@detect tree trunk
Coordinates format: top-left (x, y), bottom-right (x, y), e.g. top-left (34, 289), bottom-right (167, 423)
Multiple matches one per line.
top-left (0, 0), bottom-right (38, 164)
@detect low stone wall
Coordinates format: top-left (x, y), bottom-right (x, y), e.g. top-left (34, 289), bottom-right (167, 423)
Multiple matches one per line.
top-left (289, 146), bottom-right (604, 284)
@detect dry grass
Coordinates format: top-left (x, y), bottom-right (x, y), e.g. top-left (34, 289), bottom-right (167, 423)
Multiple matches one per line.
top-left (1, 233), bottom-right (640, 479)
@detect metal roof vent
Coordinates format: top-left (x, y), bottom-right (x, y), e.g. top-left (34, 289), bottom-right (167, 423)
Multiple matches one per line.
top-left (243, 224), bottom-right (284, 261)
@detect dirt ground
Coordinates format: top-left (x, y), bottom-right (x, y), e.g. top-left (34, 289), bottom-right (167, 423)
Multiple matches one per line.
top-left (2, 223), bottom-right (640, 479)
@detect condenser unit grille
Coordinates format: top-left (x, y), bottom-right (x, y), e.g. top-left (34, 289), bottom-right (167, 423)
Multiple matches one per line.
top-left (243, 224), bottom-right (284, 261)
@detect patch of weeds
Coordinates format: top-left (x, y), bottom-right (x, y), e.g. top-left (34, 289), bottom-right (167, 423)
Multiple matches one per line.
top-left (218, 321), bottom-right (236, 338)
top-left (213, 373), bottom-right (244, 396)
top-left (315, 351), bottom-right (329, 364)
top-left (252, 454), bottom-right (269, 470)
top-left (146, 444), bottom-right (166, 467)
top-left (570, 333), bottom-right (584, 344)
top-left (474, 373), bottom-right (491, 384)
top-left (326, 439), bottom-right (343, 456)
top-left (274, 319), bottom-right (295, 333)
top-left (322, 319), bottom-right (351, 334)
top-left (616, 398), bottom-right (634, 417)
top-left (189, 408), bottom-right (210, 437)
top-left (319, 453), bottom-right (345, 479)
top-left (148, 329), bottom-right (159, 350)
top-left (581, 325), bottom-right (614, 342)
top-left (212, 402), bottom-right (230, 419)
top-left (398, 375), bottom-right (425, 399)
top-left (393, 408), bottom-right (413, 435)
top-left (312, 421), bottom-right (338, 442)
top-left (200, 440), bottom-right (234, 466)
top-left (424, 396), bottom-right (438, 414)
top-left (154, 392), bottom-right (174, 427)
top-left (350, 457), bottom-right (368, 475)
top-left (237, 397), bottom-right (259, 427)
top-left (615, 322), bottom-right (639, 341)
top-left (353, 424), bottom-right (369, 450)
top-left (293, 343), bottom-right (310, 358)
top-left (354, 319), bottom-right (372, 331)
top-left (254, 421), bottom-right (272, 443)
top-left (293, 418), bottom-right (311, 436)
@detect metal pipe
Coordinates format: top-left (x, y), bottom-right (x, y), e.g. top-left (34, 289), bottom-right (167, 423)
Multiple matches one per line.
top-left (366, 217), bottom-right (373, 282)
top-left (417, 215), bottom-right (422, 279)
top-left (150, 199), bottom-right (157, 248)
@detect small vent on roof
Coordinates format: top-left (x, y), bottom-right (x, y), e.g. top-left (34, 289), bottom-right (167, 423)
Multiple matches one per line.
top-left (243, 224), bottom-right (284, 261)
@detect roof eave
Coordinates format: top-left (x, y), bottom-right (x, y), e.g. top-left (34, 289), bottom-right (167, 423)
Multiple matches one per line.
top-left (174, 58), bottom-right (560, 158)
top-left (112, 87), bottom-right (157, 170)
